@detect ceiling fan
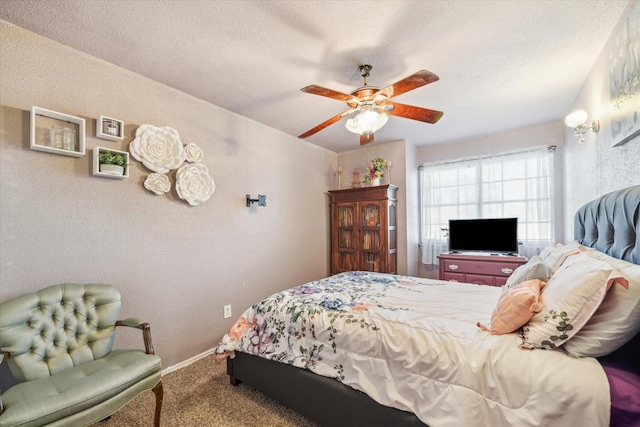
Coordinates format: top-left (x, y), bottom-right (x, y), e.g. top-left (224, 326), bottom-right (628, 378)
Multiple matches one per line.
top-left (298, 64), bottom-right (443, 145)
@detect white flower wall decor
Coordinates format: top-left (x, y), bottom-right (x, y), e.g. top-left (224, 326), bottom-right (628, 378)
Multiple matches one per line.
top-left (144, 173), bottom-right (171, 195)
top-left (129, 124), bottom-right (216, 206)
top-left (130, 124), bottom-right (186, 173)
top-left (184, 143), bottom-right (204, 162)
top-left (176, 163), bottom-right (216, 206)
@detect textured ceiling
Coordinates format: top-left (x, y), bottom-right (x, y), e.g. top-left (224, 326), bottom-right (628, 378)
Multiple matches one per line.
top-left (0, 0), bottom-right (630, 152)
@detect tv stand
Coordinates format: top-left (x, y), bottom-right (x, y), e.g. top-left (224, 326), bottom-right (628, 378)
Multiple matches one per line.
top-left (438, 252), bottom-right (527, 287)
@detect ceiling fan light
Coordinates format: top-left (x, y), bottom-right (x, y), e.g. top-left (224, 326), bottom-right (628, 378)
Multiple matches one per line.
top-left (345, 110), bottom-right (388, 135)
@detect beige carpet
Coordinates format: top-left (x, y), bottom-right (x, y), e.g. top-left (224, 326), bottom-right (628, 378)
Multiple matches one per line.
top-left (96, 354), bottom-right (318, 427)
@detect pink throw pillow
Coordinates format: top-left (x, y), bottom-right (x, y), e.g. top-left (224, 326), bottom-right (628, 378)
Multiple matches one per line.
top-left (478, 279), bottom-right (546, 335)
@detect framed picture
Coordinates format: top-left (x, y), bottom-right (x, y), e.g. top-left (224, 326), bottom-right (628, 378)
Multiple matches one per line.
top-left (96, 115), bottom-right (124, 141)
top-left (30, 106), bottom-right (86, 157)
top-left (608, 2), bottom-right (640, 147)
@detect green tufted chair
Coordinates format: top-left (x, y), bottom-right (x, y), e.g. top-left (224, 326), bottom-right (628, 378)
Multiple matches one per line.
top-left (0, 283), bottom-right (163, 426)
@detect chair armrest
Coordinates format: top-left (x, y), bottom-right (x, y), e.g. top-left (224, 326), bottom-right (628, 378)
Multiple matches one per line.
top-left (117, 317), bottom-right (144, 327)
top-left (0, 351), bottom-right (7, 415)
top-left (115, 318), bottom-right (156, 355)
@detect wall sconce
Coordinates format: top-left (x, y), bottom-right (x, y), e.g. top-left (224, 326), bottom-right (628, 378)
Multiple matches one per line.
top-left (246, 194), bottom-right (266, 207)
top-left (564, 110), bottom-right (599, 143)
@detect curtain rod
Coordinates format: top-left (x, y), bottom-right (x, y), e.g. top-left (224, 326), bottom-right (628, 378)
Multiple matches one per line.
top-left (419, 144), bottom-right (556, 168)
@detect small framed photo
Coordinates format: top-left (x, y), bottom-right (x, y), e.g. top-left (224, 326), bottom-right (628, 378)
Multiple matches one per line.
top-left (96, 115), bottom-right (124, 141)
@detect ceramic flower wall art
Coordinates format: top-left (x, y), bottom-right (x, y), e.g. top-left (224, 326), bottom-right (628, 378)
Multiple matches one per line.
top-left (144, 173), bottom-right (171, 195)
top-left (175, 163), bottom-right (216, 206)
top-left (129, 124), bottom-right (216, 206)
top-left (184, 143), bottom-right (204, 162)
top-left (130, 124), bottom-right (186, 173)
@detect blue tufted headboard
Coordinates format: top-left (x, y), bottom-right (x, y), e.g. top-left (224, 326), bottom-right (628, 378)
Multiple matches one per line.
top-left (574, 185), bottom-right (640, 265)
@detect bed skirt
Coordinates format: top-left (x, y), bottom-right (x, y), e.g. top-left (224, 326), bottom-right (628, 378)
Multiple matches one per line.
top-left (227, 351), bottom-right (426, 427)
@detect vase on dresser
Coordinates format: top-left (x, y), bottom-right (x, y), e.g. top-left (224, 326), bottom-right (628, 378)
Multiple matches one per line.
top-left (370, 178), bottom-right (381, 186)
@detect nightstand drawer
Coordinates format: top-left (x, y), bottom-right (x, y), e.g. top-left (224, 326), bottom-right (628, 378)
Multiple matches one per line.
top-left (442, 272), bottom-right (466, 282)
top-left (438, 252), bottom-right (527, 286)
top-left (441, 259), bottom-right (519, 276)
top-left (465, 274), bottom-right (498, 287)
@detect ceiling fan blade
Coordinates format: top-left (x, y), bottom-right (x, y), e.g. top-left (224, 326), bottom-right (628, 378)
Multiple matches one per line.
top-left (360, 133), bottom-right (374, 145)
top-left (300, 85), bottom-right (358, 103)
top-left (298, 108), bottom-right (356, 139)
top-left (374, 70), bottom-right (439, 100)
top-left (380, 101), bottom-right (443, 124)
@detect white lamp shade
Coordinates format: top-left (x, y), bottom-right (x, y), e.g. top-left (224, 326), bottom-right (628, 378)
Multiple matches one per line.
top-left (565, 110), bottom-right (588, 128)
top-left (346, 109), bottom-right (388, 135)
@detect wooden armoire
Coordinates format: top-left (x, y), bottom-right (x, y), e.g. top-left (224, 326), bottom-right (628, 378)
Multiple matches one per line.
top-left (328, 184), bottom-right (397, 275)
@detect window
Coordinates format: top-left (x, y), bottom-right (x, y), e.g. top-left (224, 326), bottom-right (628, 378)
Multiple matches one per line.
top-left (419, 147), bottom-right (554, 264)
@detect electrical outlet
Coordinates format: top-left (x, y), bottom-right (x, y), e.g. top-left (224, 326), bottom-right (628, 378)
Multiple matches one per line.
top-left (223, 304), bottom-right (232, 319)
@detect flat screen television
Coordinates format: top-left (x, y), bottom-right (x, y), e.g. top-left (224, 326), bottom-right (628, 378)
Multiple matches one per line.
top-left (448, 218), bottom-right (518, 254)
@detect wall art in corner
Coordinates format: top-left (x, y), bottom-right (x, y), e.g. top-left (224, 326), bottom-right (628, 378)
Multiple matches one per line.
top-left (608, 1), bottom-right (640, 147)
top-left (96, 115), bottom-right (124, 141)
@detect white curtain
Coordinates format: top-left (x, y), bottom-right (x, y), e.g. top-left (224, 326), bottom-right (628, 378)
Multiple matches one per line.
top-left (419, 159), bottom-right (479, 265)
top-left (419, 146), bottom-right (554, 266)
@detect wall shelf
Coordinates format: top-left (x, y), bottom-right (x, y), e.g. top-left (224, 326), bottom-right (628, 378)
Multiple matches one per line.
top-left (92, 147), bottom-right (129, 179)
top-left (30, 106), bottom-right (85, 157)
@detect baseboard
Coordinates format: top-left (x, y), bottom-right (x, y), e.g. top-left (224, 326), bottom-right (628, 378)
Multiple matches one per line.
top-left (161, 348), bottom-right (215, 376)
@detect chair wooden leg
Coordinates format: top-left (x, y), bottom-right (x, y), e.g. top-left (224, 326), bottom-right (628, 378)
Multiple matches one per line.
top-left (152, 381), bottom-right (163, 427)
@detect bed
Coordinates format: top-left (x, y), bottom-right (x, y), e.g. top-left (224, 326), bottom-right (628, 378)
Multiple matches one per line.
top-left (214, 185), bottom-right (640, 427)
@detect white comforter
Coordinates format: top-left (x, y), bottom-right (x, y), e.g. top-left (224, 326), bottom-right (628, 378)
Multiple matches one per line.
top-left (214, 271), bottom-right (610, 427)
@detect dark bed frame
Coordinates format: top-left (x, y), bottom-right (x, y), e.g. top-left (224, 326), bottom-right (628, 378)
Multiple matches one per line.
top-left (227, 185), bottom-right (640, 427)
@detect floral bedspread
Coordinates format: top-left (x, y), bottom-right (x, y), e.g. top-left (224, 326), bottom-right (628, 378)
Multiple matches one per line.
top-left (214, 271), bottom-right (610, 427)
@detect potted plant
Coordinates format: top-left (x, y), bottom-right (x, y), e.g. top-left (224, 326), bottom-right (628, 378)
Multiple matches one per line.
top-left (363, 157), bottom-right (385, 186)
top-left (99, 150), bottom-right (128, 175)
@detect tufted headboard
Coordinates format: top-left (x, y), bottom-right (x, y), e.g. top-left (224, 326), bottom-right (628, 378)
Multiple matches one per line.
top-left (574, 185), bottom-right (640, 265)
top-left (0, 283), bottom-right (121, 383)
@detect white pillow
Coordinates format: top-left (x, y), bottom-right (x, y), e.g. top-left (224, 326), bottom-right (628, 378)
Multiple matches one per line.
top-left (562, 248), bottom-right (640, 358)
top-left (504, 255), bottom-right (549, 288)
top-left (538, 243), bottom-right (581, 274)
top-left (520, 252), bottom-right (627, 350)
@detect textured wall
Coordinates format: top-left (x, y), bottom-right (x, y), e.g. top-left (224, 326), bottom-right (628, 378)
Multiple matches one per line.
top-left (562, 0), bottom-right (640, 241)
top-left (0, 21), bottom-right (335, 368)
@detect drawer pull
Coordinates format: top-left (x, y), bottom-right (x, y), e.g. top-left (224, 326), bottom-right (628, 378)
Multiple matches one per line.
top-left (448, 264), bottom-right (459, 271)
top-left (501, 268), bottom-right (513, 274)
top-left (448, 279), bottom-right (459, 282)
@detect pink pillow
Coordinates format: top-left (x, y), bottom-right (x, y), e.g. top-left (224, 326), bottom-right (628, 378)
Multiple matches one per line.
top-left (478, 279), bottom-right (546, 335)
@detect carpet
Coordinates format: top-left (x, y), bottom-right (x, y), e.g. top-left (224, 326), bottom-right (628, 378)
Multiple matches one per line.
top-left (95, 354), bottom-right (318, 427)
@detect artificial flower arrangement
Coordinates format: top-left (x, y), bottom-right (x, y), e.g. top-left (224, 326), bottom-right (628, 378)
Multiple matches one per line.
top-left (363, 157), bottom-right (386, 183)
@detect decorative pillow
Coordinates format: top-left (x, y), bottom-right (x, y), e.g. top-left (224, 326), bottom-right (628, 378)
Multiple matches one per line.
top-left (562, 249), bottom-right (640, 358)
top-left (538, 243), bottom-right (581, 274)
top-left (520, 252), bottom-right (628, 350)
top-left (504, 256), bottom-right (550, 288)
top-left (478, 279), bottom-right (546, 335)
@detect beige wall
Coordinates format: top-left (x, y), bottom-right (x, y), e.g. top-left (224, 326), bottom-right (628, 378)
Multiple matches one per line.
top-left (2, 0), bottom-right (639, 371)
top-left (0, 21), bottom-right (335, 368)
top-left (562, 0), bottom-right (640, 241)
